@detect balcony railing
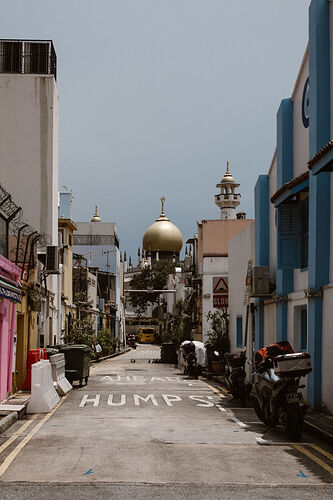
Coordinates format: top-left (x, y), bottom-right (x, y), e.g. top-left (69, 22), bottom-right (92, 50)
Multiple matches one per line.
top-left (0, 39), bottom-right (56, 80)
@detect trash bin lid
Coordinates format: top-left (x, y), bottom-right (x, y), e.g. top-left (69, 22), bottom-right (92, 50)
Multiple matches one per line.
top-left (60, 344), bottom-right (91, 352)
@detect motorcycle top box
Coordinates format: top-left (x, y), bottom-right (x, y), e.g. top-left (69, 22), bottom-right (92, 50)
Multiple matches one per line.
top-left (273, 352), bottom-right (312, 378)
top-left (225, 351), bottom-right (246, 368)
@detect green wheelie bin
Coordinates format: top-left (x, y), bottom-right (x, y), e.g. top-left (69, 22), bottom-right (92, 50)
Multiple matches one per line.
top-left (59, 344), bottom-right (91, 387)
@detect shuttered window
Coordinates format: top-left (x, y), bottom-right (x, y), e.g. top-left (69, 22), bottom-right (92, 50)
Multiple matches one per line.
top-left (301, 196), bottom-right (309, 269)
top-left (277, 202), bottom-right (302, 269)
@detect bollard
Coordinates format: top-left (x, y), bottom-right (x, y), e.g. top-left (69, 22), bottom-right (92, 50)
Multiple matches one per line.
top-left (26, 360), bottom-right (60, 414)
top-left (49, 354), bottom-right (72, 396)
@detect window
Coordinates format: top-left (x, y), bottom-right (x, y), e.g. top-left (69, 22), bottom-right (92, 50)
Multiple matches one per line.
top-left (236, 316), bottom-right (243, 348)
top-left (300, 197), bottom-right (309, 269)
top-left (277, 195), bottom-right (309, 270)
top-left (300, 306), bottom-right (307, 351)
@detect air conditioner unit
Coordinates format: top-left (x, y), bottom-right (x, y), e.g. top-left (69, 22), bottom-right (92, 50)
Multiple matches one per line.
top-left (46, 245), bottom-right (59, 273)
top-left (251, 266), bottom-right (270, 297)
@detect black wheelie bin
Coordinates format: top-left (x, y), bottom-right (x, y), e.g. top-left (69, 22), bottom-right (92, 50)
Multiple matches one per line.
top-left (59, 344), bottom-right (91, 386)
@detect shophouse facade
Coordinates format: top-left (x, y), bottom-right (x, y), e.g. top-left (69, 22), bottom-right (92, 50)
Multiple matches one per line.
top-left (73, 209), bottom-right (121, 338)
top-left (252, 0), bottom-right (333, 410)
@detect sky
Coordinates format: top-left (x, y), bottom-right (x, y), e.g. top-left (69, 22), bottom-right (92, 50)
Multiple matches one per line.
top-left (1, 0), bottom-right (311, 262)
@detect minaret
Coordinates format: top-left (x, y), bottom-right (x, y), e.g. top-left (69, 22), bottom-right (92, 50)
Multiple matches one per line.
top-left (215, 162), bottom-right (241, 220)
top-left (91, 205), bottom-right (102, 222)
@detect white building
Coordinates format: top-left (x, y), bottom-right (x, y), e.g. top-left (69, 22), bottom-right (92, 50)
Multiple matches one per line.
top-left (0, 39), bottom-right (60, 344)
top-left (196, 165), bottom-right (253, 342)
top-left (73, 207), bottom-right (121, 338)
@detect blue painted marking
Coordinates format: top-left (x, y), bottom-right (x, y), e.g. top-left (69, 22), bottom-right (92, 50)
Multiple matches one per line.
top-left (296, 470), bottom-right (307, 478)
top-left (84, 469), bottom-right (94, 475)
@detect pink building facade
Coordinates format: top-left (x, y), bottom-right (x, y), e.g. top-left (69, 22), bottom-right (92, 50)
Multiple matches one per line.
top-left (0, 254), bottom-right (21, 402)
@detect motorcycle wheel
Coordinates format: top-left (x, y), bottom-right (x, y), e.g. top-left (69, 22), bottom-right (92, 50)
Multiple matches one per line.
top-left (283, 405), bottom-right (304, 442)
top-left (254, 397), bottom-right (270, 425)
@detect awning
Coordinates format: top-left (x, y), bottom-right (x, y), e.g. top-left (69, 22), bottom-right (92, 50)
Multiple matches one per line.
top-left (271, 171), bottom-right (309, 207)
top-left (308, 140), bottom-right (333, 175)
top-left (0, 278), bottom-right (21, 303)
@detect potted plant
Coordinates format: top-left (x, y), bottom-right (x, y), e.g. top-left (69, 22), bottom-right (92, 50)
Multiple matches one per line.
top-left (205, 310), bottom-right (230, 374)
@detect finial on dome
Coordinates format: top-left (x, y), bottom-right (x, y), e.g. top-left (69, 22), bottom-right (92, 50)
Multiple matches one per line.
top-left (91, 205), bottom-right (102, 222)
top-left (221, 161), bottom-right (235, 183)
top-left (160, 195), bottom-right (166, 216)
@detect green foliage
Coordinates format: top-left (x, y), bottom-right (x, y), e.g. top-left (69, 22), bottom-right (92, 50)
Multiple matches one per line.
top-left (130, 261), bottom-right (177, 314)
top-left (205, 310), bottom-right (230, 360)
top-left (163, 300), bottom-right (192, 348)
top-left (65, 318), bottom-right (95, 346)
top-left (97, 329), bottom-right (117, 355)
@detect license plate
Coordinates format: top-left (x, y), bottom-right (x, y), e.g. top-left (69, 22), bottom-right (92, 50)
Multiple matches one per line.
top-left (286, 393), bottom-right (300, 404)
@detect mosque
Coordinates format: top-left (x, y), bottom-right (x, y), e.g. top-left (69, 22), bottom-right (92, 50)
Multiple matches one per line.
top-left (138, 196), bottom-right (183, 266)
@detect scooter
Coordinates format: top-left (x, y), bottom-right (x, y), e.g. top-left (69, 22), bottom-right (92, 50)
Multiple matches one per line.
top-left (253, 341), bottom-right (312, 441)
top-left (223, 351), bottom-right (251, 406)
top-left (127, 335), bottom-right (137, 349)
top-left (182, 342), bottom-right (198, 380)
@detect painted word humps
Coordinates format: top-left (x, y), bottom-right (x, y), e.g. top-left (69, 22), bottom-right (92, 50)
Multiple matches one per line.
top-left (79, 394), bottom-right (215, 408)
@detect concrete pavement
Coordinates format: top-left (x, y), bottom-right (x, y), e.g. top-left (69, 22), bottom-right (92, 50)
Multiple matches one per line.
top-left (0, 345), bottom-right (332, 497)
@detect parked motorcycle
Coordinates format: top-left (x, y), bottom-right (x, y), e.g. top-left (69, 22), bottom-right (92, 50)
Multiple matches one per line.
top-left (181, 341), bottom-right (198, 379)
top-left (223, 351), bottom-right (251, 406)
top-left (127, 335), bottom-right (137, 349)
top-left (254, 341), bottom-right (312, 441)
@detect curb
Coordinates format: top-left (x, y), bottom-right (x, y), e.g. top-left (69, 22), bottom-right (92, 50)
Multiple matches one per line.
top-left (90, 348), bottom-right (131, 364)
top-left (0, 412), bottom-right (18, 435)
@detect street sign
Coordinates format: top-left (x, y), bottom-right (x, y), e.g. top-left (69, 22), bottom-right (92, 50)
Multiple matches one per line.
top-left (213, 295), bottom-right (228, 308)
top-left (212, 276), bottom-right (228, 309)
top-left (213, 277), bottom-right (228, 293)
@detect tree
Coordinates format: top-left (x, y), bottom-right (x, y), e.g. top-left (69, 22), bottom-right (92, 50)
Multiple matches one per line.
top-left (130, 261), bottom-right (177, 314)
top-left (65, 318), bottom-right (95, 346)
top-left (205, 310), bottom-right (230, 360)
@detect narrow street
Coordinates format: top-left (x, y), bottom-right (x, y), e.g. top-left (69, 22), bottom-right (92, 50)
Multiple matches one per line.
top-left (0, 346), bottom-right (332, 499)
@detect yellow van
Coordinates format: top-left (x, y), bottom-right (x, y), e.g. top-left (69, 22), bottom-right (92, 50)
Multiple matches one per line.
top-left (138, 327), bottom-right (155, 344)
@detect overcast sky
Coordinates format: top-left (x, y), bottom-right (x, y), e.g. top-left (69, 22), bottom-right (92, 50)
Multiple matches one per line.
top-left (1, 0), bottom-right (311, 262)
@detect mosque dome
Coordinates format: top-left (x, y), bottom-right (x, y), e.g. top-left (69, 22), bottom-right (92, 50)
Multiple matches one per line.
top-left (143, 197), bottom-right (183, 253)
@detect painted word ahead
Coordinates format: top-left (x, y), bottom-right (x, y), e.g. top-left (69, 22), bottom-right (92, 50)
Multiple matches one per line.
top-left (79, 394), bottom-right (215, 408)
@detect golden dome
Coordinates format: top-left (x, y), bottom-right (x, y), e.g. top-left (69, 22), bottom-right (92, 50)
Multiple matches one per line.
top-left (91, 206), bottom-right (102, 222)
top-left (221, 161), bottom-right (235, 183)
top-left (143, 197), bottom-right (183, 253)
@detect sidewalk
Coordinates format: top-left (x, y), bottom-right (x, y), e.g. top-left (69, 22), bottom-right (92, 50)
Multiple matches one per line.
top-left (205, 373), bottom-right (333, 446)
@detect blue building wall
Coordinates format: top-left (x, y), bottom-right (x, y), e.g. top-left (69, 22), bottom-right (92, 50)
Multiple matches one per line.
top-left (307, 0), bottom-right (331, 407)
top-left (254, 0), bottom-right (332, 408)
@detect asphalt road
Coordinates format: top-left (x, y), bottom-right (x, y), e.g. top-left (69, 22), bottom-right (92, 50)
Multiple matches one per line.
top-left (0, 345), bottom-right (332, 499)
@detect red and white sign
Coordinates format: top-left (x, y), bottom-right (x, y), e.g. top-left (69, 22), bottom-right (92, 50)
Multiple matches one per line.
top-left (212, 277), bottom-right (228, 309)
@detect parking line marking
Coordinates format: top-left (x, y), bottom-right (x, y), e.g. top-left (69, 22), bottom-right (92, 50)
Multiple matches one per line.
top-left (215, 404), bottom-right (227, 412)
top-left (0, 414), bottom-right (39, 456)
top-left (310, 444), bottom-right (333, 462)
top-left (293, 444), bottom-right (333, 476)
top-left (0, 393), bottom-right (70, 478)
top-left (206, 384), bottom-right (226, 398)
top-left (232, 417), bottom-right (248, 429)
